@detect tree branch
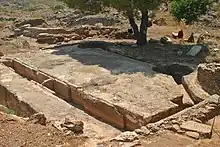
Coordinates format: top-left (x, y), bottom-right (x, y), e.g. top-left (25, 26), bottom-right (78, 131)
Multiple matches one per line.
top-left (127, 11), bottom-right (139, 37)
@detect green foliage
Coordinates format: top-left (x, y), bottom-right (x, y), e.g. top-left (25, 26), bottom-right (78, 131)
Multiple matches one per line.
top-left (171, 0), bottom-right (212, 22)
top-left (61, 0), bottom-right (164, 45)
top-left (6, 109), bottom-right (17, 115)
top-left (61, 0), bottom-right (163, 13)
top-left (52, 4), bottom-right (65, 11)
top-left (61, 0), bottom-right (103, 13)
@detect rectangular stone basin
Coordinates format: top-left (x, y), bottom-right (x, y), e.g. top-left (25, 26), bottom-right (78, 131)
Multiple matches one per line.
top-left (5, 45), bottom-right (182, 130)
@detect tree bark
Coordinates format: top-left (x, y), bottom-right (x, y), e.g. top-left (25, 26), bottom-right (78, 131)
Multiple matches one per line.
top-left (127, 10), bottom-right (148, 46)
top-left (139, 10), bottom-right (148, 45)
top-left (127, 11), bottom-right (139, 41)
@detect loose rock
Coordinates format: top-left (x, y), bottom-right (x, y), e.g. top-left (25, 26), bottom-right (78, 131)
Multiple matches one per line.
top-left (111, 131), bottom-right (139, 142)
top-left (213, 48), bottom-right (219, 52)
top-left (180, 121), bottom-right (211, 137)
top-left (160, 36), bottom-right (172, 44)
top-left (208, 94), bottom-right (220, 105)
top-left (15, 18), bottom-right (46, 27)
top-left (171, 124), bottom-right (180, 132)
top-left (149, 38), bottom-right (160, 44)
top-left (28, 112), bottom-right (46, 125)
top-left (37, 33), bottom-right (65, 44)
top-left (61, 118), bottom-right (84, 134)
top-left (187, 33), bottom-right (195, 43)
top-left (53, 118), bottom-right (84, 134)
top-left (160, 3), bottom-right (168, 11)
top-left (197, 35), bottom-right (205, 44)
top-left (186, 45), bottom-right (202, 56)
top-left (115, 31), bottom-right (133, 39)
top-left (5, 114), bottom-right (27, 123)
top-left (135, 126), bottom-right (150, 136)
top-left (13, 28), bottom-right (23, 37)
top-left (153, 18), bottom-right (167, 26)
top-left (186, 131), bottom-right (200, 140)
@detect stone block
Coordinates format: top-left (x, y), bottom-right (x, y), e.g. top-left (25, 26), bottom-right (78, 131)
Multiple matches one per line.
top-left (83, 95), bottom-right (124, 129)
top-left (70, 84), bottom-right (84, 106)
top-left (23, 64), bottom-right (38, 81)
top-left (36, 72), bottom-right (54, 90)
top-left (54, 79), bottom-right (71, 102)
top-left (13, 59), bottom-right (25, 77)
top-left (115, 105), bottom-right (144, 130)
top-left (1, 59), bottom-right (13, 68)
top-left (197, 63), bottom-right (220, 95)
top-left (180, 121), bottom-right (211, 138)
top-left (0, 85), bottom-right (7, 105)
top-left (186, 131), bottom-right (199, 140)
top-left (182, 73), bottom-right (210, 103)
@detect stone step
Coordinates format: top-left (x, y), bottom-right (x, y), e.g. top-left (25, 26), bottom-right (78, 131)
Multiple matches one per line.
top-left (0, 63), bottom-right (120, 138)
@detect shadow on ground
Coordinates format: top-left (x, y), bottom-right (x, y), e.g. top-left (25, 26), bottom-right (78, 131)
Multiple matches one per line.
top-left (51, 40), bottom-right (208, 81)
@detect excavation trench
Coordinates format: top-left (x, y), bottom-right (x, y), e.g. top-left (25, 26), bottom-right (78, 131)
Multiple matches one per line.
top-left (152, 63), bottom-right (194, 84)
top-left (0, 58), bottom-right (193, 131)
top-left (0, 83), bottom-right (36, 117)
top-left (0, 61), bottom-right (121, 138)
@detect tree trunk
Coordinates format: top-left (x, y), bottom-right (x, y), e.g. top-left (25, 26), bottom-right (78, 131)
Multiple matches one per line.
top-left (139, 10), bottom-right (148, 45)
top-left (127, 10), bottom-right (148, 46)
top-left (127, 11), bottom-right (140, 41)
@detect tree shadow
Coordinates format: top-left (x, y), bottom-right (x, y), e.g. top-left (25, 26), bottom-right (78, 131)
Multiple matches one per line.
top-left (50, 40), bottom-right (208, 79)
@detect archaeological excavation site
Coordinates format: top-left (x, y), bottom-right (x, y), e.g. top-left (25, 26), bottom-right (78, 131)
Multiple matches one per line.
top-left (0, 0), bottom-right (220, 146)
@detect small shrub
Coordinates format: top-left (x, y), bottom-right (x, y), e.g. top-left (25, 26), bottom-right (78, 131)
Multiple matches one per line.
top-left (23, 4), bottom-right (39, 12)
top-left (171, 0), bottom-right (212, 22)
top-left (6, 109), bottom-right (17, 115)
top-left (52, 4), bottom-right (65, 11)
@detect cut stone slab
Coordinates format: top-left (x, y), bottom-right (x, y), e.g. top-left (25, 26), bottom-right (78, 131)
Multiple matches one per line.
top-left (180, 121), bottom-right (211, 137)
top-left (5, 45), bottom-right (185, 130)
top-left (0, 64), bottom-right (120, 138)
top-left (186, 45), bottom-right (202, 56)
top-left (185, 131), bottom-right (199, 140)
top-left (182, 72), bottom-right (211, 103)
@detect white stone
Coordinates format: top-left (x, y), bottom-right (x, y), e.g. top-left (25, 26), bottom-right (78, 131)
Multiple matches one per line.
top-left (186, 45), bottom-right (202, 56)
top-left (112, 131), bottom-right (139, 142)
top-left (213, 48), bottom-right (219, 51)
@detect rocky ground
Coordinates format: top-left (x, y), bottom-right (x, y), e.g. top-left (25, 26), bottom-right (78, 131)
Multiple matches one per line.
top-left (0, 0), bottom-right (220, 147)
top-left (0, 111), bottom-right (89, 147)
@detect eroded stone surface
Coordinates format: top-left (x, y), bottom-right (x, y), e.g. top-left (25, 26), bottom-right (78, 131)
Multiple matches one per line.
top-left (111, 131), bottom-right (139, 142)
top-left (198, 63), bottom-right (220, 95)
top-left (182, 72), bottom-right (211, 103)
top-left (0, 64), bottom-right (120, 138)
top-left (28, 112), bottom-right (47, 125)
top-left (180, 121), bottom-right (211, 136)
top-left (5, 46), bottom-right (184, 129)
top-left (186, 131), bottom-right (200, 140)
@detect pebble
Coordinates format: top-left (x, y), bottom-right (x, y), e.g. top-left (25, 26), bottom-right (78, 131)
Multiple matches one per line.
top-left (213, 48), bottom-right (219, 51)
